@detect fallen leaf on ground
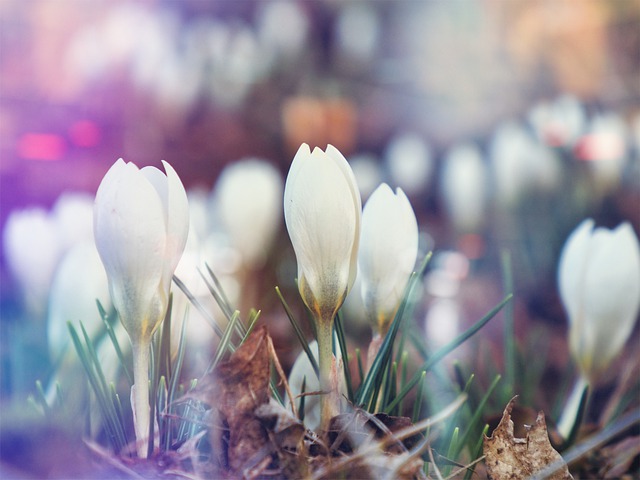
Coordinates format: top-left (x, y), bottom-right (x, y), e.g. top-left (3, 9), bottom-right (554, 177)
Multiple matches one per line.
top-left (484, 396), bottom-right (573, 480)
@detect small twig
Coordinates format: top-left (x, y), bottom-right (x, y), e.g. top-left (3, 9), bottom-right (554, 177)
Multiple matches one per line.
top-left (428, 445), bottom-right (445, 480)
top-left (267, 334), bottom-right (297, 418)
top-left (444, 455), bottom-right (486, 480)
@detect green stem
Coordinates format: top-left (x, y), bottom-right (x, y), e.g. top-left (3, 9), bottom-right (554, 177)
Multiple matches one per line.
top-left (132, 339), bottom-right (151, 458)
top-left (316, 317), bottom-right (335, 432)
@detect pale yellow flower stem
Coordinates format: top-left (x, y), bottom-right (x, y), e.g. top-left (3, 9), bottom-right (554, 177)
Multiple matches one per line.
top-left (132, 339), bottom-right (151, 458)
top-left (316, 316), bottom-right (336, 432)
top-left (557, 375), bottom-right (589, 441)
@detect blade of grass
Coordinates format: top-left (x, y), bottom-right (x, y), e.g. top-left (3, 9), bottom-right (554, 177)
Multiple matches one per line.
top-left (275, 286), bottom-right (319, 377)
top-left (239, 309), bottom-right (261, 346)
top-left (68, 322), bottom-right (127, 453)
top-left (102, 313), bottom-right (133, 385)
top-left (172, 274), bottom-right (224, 338)
top-left (412, 371), bottom-right (427, 423)
top-left (199, 267), bottom-right (247, 339)
top-left (399, 350), bottom-right (409, 415)
top-left (298, 377), bottom-right (307, 423)
top-left (34, 380), bottom-right (51, 416)
top-left (357, 252), bottom-right (432, 408)
top-left (500, 250), bottom-right (515, 399)
top-left (204, 264), bottom-right (235, 319)
top-left (454, 374), bottom-right (501, 459)
top-left (385, 295), bottom-right (511, 413)
top-left (208, 311), bottom-right (241, 372)
top-left (334, 312), bottom-right (354, 402)
top-left (463, 424), bottom-right (489, 480)
top-left (356, 348), bottom-right (364, 386)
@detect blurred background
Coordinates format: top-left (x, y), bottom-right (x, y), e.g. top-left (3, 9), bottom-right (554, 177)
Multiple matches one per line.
top-left (0, 0), bottom-right (639, 405)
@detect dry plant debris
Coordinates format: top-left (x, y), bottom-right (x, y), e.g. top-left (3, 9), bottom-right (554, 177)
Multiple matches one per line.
top-left (188, 326), bottom-right (430, 479)
top-left (484, 396), bottom-right (573, 480)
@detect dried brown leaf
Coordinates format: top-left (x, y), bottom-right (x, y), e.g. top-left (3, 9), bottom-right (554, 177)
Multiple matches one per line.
top-left (190, 325), bottom-right (272, 473)
top-left (484, 396), bottom-right (573, 480)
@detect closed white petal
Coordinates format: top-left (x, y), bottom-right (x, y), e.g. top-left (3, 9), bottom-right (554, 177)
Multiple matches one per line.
top-left (94, 160), bottom-right (167, 340)
top-left (325, 144), bottom-right (362, 292)
top-left (580, 223), bottom-right (640, 375)
top-left (558, 219), bottom-right (594, 330)
top-left (359, 184), bottom-right (418, 324)
top-left (284, 144), bottom-right (360, 317)
top-left (146, 161), bottom-right (189, 290)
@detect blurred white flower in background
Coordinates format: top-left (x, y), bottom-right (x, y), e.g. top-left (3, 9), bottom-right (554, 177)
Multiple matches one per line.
top-left (575, 112), bottom-right (628, 195)
top-left (529, 94), bottom-right (586, 148)
top-left (440, 143), bottom-right (487, 233)
top-left (349, 153), bottom-right (383, 201)
top-left (64, 2), bottom-right (313, 112)
top-left (256, 0), bottom-right (308, 63)
top-left (3, 208), bottom-right (63, 317)
top-left (423, 251), bottom-right (469, 351)
top-left (51, 192), bottom-right (95, 251)
top-left (205, 24), bottom-right (268, 109)
top-left (558, 218), bottom-right (640, 384)
top-left (489, 121), bottom-right (540, 207)
top-left (385, 132), bottom-right (433, 197)
top-left (216, 159), bottom-right (283, 270)
top-left (334, 2), bottom-right (380, 67)
top-left (47, 242), bottom-right (110, 361)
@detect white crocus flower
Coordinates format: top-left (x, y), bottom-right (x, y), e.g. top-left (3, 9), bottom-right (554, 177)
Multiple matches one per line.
top-left (441, 143), bottom-right (487, 233)
top-left (47, 242), bottom-right (111, 360)
top-left (556, 219), bottom-right (640, 438)
top-left (93, 158), bottom-right (189, 458)
top-left (51, 192), bottom-right (95, 251)
top-left (358, 184), bottom-right (418, 335)
top-left (284, 143), bottom-right (361, 430)
top-left (3, 208), bottom-right (63, 317)
top-left (558, 219), bottom-right (640, 382)
top-left (385, 132), bottom-right (433, 197)
top-left (216, 159), bottom-right (283, 269)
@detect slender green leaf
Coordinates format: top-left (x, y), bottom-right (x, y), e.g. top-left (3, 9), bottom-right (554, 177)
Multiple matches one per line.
top-left (501, 250), bottom-right (515, 399)
top-left (411, 371), bottom-right (427, 423)
top-left (385, 295), bottom-right (511, 413)
top-left (275, 286), bottom-right (319, 377)
top-left (455, 374), bottom-right (501, 458)
top-left (357, 252), bottom-right (432, 408)
top-left (334, 312), bottom-right (354, 402)
top-left (172, 274), bottom-right (224, 338)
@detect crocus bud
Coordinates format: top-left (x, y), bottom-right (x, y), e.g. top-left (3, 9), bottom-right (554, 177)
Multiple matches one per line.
top-left (358, 184), bottom-right (418, 335)
top-left (284, 143), bottom-right (361, 322)
top-left (93, 158), bottom-right (189, 457)
top-left (284, 143), bottom-right (361, 430)
top-left (94, 158), bottom-right (189, 344)
top-left (558, 219), bottom-right (640, 383)
top-left (216, 159), bottom-right (283, 269)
